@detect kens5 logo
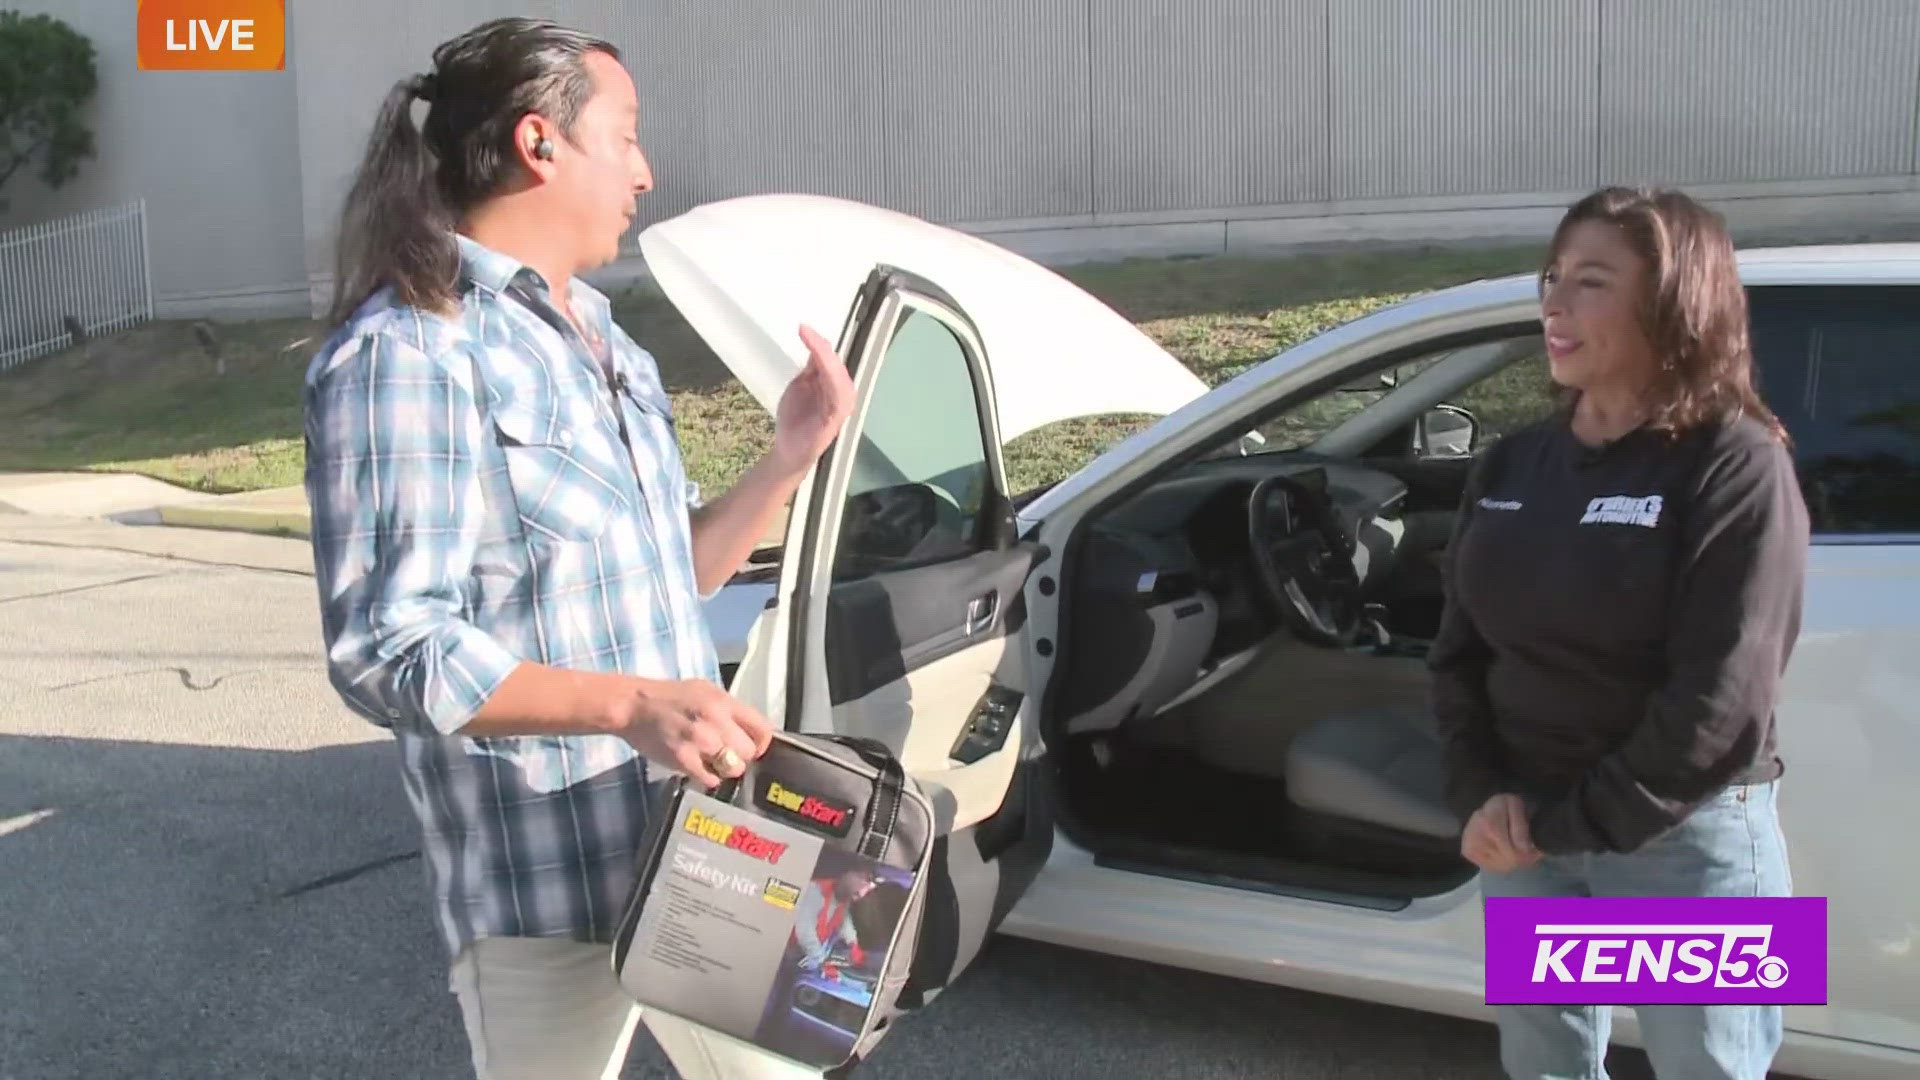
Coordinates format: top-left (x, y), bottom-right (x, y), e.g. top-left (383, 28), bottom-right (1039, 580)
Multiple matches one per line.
top-left (138, 0), bottom-right (285, 71)
top-left (1484, 897), bottom-right (1827, 1005)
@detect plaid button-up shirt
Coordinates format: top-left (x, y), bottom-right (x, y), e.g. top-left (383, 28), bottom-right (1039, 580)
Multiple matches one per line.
top-left (303, 235), bottom-right (720, 959)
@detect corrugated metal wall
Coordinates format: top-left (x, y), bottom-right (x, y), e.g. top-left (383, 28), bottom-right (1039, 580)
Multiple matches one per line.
top-left (12, 1), bottom-right (1915, 316)
top-left (291, 0), bottom-right (1920, 269)
top-left (1599, 0), bottom-right (1920, 184)
top-left (1329, 0), bottom-right (1598, 200)
top-left (1091, 1), bottom-right (1329, 213)
top-left (20, 0), bottom-right (1898, 315)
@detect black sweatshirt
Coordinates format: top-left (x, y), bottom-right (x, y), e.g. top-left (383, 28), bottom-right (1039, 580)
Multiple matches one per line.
top-left (1428, 409), bottom-right (1809, 856)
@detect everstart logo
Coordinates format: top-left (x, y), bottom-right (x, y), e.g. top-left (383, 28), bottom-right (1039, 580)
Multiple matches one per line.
top-left (681, 806), bottom-right (789, 864)
top-left (1485, 897), bottom-right (1827, 1005)
top-left (137, 0), bottom-right (285, 71)
top-left (757, 779), bottom-right (854, 837)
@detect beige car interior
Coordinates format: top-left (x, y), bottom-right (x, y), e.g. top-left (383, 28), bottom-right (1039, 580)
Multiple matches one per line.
top-left (1128, 632), bottom-right (1459, 842)
top-left (1040, 339), bottom-right (1557, 901)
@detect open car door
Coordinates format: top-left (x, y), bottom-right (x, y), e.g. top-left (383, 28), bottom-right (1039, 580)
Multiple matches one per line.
top-left (757, 265), bottom-right (1056, 1020)
top-left (635, 193), bottom-right (1207, 1069)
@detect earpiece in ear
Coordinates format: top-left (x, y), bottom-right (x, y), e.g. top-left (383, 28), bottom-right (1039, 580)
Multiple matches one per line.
top-left (534, 138), bottom-right (554, 161)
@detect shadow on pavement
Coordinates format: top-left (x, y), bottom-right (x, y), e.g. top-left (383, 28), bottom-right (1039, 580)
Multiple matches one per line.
top-left (0, 734), bottom-right (475, 1080)
top-left (0, 731), bottom-right (1805, 1080)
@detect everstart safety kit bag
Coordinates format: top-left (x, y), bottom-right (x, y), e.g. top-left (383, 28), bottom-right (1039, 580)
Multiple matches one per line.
top-left (612, 731), bottom-right (935, 1076)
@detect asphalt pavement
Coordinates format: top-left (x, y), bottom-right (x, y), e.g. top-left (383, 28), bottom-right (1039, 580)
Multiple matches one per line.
top-left (0, 514), bottom-right (1674, 1080)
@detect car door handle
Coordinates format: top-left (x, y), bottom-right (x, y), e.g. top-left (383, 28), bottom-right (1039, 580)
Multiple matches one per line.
top-left (966, 593), bottom-right (998, 634)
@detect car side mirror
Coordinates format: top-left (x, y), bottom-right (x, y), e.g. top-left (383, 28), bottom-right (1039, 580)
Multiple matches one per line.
top-left (840, 482), bottom-right (941, 560)
top-left (1416, 404), bottom-right (1479, 458)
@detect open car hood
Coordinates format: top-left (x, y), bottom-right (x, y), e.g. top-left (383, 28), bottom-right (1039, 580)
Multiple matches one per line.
top-left (636, 194), bottom-right (1208, 444)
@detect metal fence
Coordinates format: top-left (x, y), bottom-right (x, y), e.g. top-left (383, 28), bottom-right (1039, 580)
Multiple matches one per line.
top-left (0, 201), bottom-right (154, 373)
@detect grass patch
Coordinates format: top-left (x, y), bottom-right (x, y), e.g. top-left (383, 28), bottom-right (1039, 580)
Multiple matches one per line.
top-left (0, 317), bottom-right (319, 493)
top-left (0, 241), bottom-right (1547, 498)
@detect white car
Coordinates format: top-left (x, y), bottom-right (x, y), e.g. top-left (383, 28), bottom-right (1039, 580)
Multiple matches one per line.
top-left (663, 195), bottom-right (1919, 1080)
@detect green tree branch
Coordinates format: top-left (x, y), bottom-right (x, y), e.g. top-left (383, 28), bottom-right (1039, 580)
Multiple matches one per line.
top-left (0, 11), bottom-right (99, 213)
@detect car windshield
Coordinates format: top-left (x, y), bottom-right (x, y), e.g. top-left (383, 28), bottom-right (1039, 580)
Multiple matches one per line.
top-left (1201, 357), bottom-right (1445, 458)
top-left (1003, 411), bottom-right (1164, 503)
top-left (1201, 336), bottom-right (1557, 459)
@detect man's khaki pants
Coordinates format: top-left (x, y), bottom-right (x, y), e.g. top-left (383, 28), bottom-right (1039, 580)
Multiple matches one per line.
top-left (449, 936), bottom-right (829, 1080)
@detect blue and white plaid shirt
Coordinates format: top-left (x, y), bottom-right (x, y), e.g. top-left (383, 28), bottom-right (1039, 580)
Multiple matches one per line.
top-left (303, 234), bottom-right (720, 959)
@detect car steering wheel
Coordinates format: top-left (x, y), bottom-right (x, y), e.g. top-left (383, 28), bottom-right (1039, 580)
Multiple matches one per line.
top-left (1245, 472), bottom-right (1365, 648)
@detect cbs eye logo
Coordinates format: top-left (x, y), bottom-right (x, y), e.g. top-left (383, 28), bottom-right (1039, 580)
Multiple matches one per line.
top-left (1721, 951), bottom-right (1791, 989)
top-left (1753, 956), bottom-right (1791, 989)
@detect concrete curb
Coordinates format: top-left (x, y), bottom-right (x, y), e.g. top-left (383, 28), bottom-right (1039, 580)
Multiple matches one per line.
top-left (0, 471), bottom-right (223, 520)
top-left (13, 473), bottom-right (786, 551)
top-left (151, 502), bottom-right (312, 539)
top-left (136, 499), bottom-right (783, 550)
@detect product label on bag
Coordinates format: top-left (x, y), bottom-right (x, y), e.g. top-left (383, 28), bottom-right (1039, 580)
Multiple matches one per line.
top-left (620, 791), bottom-right (917, 1069)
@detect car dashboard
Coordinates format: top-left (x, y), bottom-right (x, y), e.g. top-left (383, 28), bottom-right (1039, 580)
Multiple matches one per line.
top-left (1052, 451), bottom-right (1411, 737)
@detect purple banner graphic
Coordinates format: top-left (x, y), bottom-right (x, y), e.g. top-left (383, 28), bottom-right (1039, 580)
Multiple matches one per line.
top-left (1484, 897), bottom-right (1827, 1005)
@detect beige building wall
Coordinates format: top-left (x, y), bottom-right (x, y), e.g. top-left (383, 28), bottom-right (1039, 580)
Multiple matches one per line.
top-left (0, 0), bottom-right (309, 317)
top-left (6, 1), bottom-right (1918, 322)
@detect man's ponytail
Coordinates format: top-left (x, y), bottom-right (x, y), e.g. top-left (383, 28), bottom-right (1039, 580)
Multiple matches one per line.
top-left (326, 76), bottom-right (459, 327)
top-left (324, 18), bottom-right (618, 328)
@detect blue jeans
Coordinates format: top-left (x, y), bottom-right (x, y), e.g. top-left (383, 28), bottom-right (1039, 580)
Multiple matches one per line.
top-left (1479, 780), bottom-right (1793, 1080)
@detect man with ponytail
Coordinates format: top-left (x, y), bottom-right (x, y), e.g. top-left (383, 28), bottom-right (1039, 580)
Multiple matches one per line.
top-left (303, 17), bottom-right (854, 1079)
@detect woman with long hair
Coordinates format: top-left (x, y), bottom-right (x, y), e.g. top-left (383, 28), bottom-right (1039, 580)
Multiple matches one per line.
top-left (1430, 186), bottom-right (1809, 1079)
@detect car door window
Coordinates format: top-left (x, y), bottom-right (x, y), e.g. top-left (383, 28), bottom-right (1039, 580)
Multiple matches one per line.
top-left (834, 306), bottom-right (994, 579)
top-left (1445, 341), bottom-right (1560, 444)
top-left (1749, 285), bottom-right (1920, 536)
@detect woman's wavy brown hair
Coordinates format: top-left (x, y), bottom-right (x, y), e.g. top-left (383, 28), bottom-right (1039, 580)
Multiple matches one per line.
top-left (1543, 186), bottom-right (1789, 444)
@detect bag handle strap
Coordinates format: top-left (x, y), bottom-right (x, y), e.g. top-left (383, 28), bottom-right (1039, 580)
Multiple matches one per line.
top-left (821, 734), bottom-right (906, 862)
top-left (713, 734), bottom-right (906, 860)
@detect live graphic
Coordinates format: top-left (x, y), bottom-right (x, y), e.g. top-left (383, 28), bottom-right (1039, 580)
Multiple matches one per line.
top-left (1484, 897), bottom-right (1827, 1005)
